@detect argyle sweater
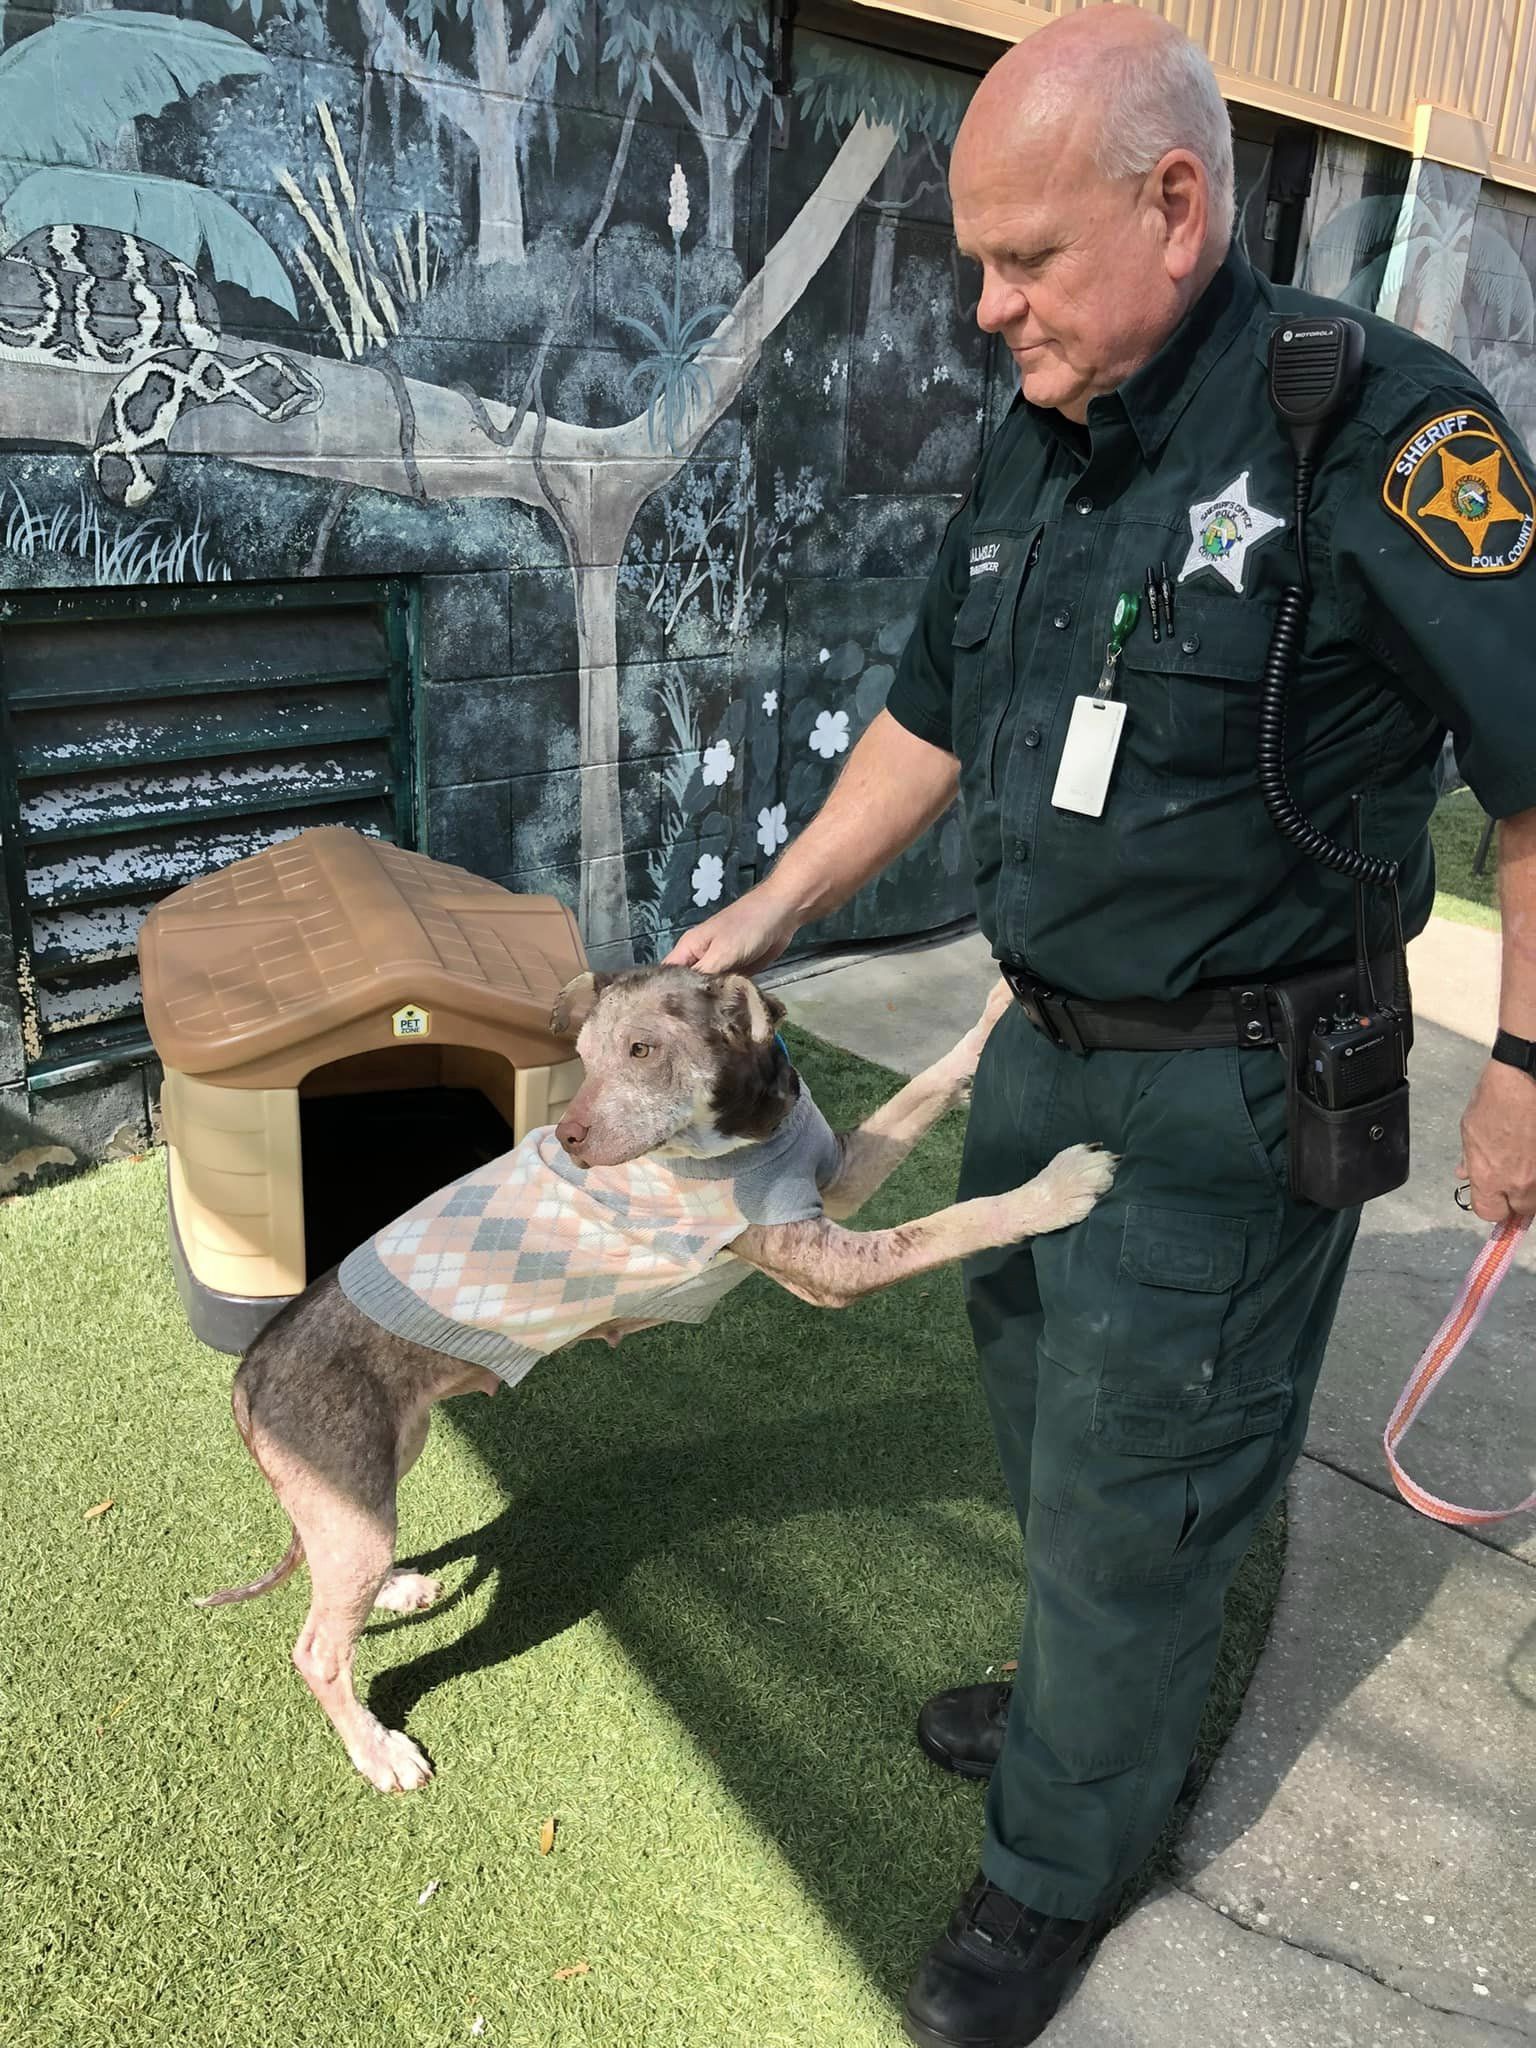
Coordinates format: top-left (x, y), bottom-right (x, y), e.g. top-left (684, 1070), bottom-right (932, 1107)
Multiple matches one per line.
top-left (336, 1089), bottom-right (842, 1384)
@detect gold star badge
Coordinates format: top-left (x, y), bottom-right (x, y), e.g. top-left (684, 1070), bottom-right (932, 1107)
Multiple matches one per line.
top-left (1383, 406), bottom-right (1535, 576)
top-left (1418, 449), bottom-right (1523, 554)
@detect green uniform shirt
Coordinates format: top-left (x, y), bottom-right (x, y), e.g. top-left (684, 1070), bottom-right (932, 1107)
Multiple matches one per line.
top-left (886, 246), bottom-right (1536, 1002)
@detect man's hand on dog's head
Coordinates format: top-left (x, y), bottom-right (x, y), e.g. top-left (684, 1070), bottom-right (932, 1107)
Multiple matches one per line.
top-left (665, 885), bottom-right (800, 976)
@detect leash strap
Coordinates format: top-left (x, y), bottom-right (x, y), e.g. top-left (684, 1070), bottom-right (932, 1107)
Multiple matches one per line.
top-left (1383, 1214), bottom-right (1533, 1526)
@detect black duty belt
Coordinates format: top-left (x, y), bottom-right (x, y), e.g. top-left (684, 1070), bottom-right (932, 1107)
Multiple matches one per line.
top-left (1000, 960), bottom-right (1282, 1055)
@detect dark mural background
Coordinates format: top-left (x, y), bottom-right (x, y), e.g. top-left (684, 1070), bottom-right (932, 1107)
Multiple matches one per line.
top-left (0, 0), bottom-right (994, 978)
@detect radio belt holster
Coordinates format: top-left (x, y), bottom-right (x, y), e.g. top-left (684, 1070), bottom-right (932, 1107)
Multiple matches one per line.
top-left (999, 956), bottom-right (1412, 1209)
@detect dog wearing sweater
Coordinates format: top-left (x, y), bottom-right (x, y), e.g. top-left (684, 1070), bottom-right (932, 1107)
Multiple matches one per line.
top-left (198, 967), bottom-right (1113, 1793)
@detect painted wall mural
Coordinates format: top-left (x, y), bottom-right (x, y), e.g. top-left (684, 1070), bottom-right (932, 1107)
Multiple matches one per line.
top-left (0, 1), bottom-right (986, 969)
top-left (1299, 136), bottom-right (1536, 459)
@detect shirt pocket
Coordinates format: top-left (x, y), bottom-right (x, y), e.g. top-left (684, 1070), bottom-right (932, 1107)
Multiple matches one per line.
top-left (1115, 597), bottom-right (1275, 796)
top-left (949, 526), bottom-right (1042, 776)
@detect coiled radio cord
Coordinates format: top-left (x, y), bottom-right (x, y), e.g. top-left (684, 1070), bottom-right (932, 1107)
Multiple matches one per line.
top-left (1257, 457), bottom-right (1400, 889)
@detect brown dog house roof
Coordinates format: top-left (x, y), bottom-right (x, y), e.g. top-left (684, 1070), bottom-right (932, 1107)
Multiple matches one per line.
top-left (139, 827), bottom-right (587, 1087)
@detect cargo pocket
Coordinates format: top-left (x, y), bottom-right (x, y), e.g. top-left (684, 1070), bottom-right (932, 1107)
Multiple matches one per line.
top-left (1040, 1356), bottom-right (1291, 1586)
top-left (1106, 1203), bottom-right (1248, 1397)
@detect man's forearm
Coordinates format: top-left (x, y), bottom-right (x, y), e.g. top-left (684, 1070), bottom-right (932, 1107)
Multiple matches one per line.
top-left (1497, 807), bottom-right (1536, 1035)
top-left (762, 710), bottom-right (960, 924)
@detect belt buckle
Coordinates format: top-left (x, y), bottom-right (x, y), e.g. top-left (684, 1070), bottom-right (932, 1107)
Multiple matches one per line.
top-left (1002, 965), bottom-right (1083, 1053)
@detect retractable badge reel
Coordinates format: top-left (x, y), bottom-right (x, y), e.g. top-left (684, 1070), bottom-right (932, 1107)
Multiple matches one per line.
top-left (1052, 590), bottom-right (1139, 817)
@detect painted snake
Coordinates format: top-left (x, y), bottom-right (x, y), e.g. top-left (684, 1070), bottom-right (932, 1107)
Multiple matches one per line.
top-left (0, 224), bottom-right (322, 510)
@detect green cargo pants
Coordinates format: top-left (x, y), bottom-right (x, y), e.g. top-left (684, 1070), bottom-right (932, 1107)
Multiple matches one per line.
top-left (958, 1001), bottom-right (1361, 1922)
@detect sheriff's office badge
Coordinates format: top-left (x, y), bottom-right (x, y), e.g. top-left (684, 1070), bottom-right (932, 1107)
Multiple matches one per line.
top-left (1177, 471), bottom-right (1285, 594)
top-left (1382, 407), bottom-right (1534, 576)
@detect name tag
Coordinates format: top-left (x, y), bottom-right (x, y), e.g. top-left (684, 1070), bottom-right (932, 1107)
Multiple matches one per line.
top-left (1051, 697), bottom-right (1126, 817)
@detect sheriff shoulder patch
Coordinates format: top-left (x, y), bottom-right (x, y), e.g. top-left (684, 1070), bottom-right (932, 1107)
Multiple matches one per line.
top-left (1383, 407), bottom-right (1535, 576)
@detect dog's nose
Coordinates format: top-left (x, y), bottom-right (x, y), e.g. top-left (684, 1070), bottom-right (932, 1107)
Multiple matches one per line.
top-left (555, 1115), bottom-right (589, 1161)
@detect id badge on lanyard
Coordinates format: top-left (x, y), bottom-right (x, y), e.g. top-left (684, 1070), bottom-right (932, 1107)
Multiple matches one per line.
top-left (1051, 591), bottom-right (1139, 819)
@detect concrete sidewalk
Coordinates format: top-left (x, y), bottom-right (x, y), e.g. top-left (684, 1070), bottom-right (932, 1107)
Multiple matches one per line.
top-left (773, 917), bottom-right (1536, 2045)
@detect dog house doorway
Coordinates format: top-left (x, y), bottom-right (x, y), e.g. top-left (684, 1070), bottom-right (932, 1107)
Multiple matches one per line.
top-left (298, 1044), bottom-right (520, 1278)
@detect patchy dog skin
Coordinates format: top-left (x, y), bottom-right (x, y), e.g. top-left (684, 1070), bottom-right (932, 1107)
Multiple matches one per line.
top-left (200, 968), bottom-right (1113, 1793)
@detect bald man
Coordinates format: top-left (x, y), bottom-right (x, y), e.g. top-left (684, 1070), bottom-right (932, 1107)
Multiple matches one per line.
top-left (672, 9), bottom-right (1536, 2043)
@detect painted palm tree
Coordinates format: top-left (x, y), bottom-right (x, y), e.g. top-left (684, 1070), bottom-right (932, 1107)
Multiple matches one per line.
top-left (0, 9), bottom-right (294, 312)
top-left (1303, 166), bottom-right (1534, 357)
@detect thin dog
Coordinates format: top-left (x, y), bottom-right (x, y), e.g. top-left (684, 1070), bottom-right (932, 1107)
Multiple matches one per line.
top-left (198, 968), bottom-right (1114, 1793)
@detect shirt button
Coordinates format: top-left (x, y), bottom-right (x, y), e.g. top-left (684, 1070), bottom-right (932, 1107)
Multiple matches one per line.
top-left (1012, 836), bottom-right (1030, 861)
top-left (1075, 494), bottom-right (1094, 515)
top-left (1023, 727), bottom-right (1042, 748)
top-left (1052, 607), bottom-right (1072, 629)
top-left (1181, 634), bottom-right (1200, 655)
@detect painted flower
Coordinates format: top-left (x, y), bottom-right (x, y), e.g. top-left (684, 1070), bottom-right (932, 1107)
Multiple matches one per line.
top-left (757, 803), bottom-right (788, 858)
top-left (762, 689), bottom-right (778, 717)
top-left (700, 738), bottom-right (735, 787)
top-left (668, 163), bottom-right (690, 237)
top-left (920, 376), bottom-right (930, 393)
top-left (691, 853), bottom-right (724, 907)
top-left (809, 709), bottom-right (850, 760)
top-left (782, 345), bottom-right (795, 366)
top-left (818, 646), bottom-right (830, 663)
top-left (822, 374), bottom-right (832, 395)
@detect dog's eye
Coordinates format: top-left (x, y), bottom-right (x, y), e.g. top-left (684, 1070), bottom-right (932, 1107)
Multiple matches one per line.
top-left (630, 1041), bottom-right (651, 1060)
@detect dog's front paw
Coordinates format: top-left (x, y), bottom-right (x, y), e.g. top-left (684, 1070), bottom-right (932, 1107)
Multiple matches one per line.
top-left (1007, 1142), bottom-right (1117, 1237)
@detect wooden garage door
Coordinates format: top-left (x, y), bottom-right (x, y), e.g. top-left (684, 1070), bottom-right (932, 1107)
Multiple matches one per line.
top-left (0, 579), bottom-right (418, 1085)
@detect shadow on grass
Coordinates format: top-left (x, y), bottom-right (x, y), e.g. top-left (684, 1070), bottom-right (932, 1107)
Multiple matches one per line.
top-left (378, 1366), bottom-right (1284, 1996)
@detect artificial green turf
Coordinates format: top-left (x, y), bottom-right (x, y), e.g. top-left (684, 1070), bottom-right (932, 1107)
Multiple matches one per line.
top-left (1, 1027), bottom-right (1281, 2048)
top-left (1430, 787), bottom-right (1500, 931)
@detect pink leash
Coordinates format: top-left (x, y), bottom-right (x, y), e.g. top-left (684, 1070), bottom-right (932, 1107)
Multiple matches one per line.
top-left (1384, 1213), bottom-right (1533, 1527)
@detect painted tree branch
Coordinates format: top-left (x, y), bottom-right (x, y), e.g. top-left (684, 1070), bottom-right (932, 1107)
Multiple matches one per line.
top-left (651, 56), bottom-right (702, 129)
top-left (1, 116), bottom-right (897, 540)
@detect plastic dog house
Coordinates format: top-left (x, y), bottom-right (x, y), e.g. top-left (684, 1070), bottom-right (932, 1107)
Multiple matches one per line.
top-left (139, 827), bottom-right (586, 1354)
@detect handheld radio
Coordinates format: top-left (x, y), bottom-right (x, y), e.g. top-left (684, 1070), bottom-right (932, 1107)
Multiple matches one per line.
top-left (1262, 317), bottom-right (1412, 1207)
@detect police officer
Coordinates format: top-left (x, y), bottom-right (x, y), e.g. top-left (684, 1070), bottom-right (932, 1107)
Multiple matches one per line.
top-left (671, 8), bottom-right (1536, 2044)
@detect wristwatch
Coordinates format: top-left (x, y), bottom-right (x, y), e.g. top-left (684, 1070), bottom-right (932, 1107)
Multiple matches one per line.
top-left (1492, 1029), bottom-right (1536, 1077)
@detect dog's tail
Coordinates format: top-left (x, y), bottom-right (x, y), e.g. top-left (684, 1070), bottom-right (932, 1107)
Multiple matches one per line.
top-left (193, 1524), bottom-right (304, 1608)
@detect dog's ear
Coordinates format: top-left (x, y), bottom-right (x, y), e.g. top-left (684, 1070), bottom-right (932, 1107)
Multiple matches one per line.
top-left (710, 973), bottom-right (786, 1050)
top-left (550, 970), bottom-right (611, 1037)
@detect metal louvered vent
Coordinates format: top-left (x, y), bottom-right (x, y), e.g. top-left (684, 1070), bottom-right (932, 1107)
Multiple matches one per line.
top-left (0, 579), bottom-right (418, 1086)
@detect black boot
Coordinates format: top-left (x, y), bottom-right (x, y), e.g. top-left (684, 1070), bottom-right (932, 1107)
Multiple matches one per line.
top-left (917, 1683), bottom-right (1206, 1803)
top-left (916, 1682), bottom-right (1013, 1780)
top-left (903, 1874), bottom-right (1102, 2048)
